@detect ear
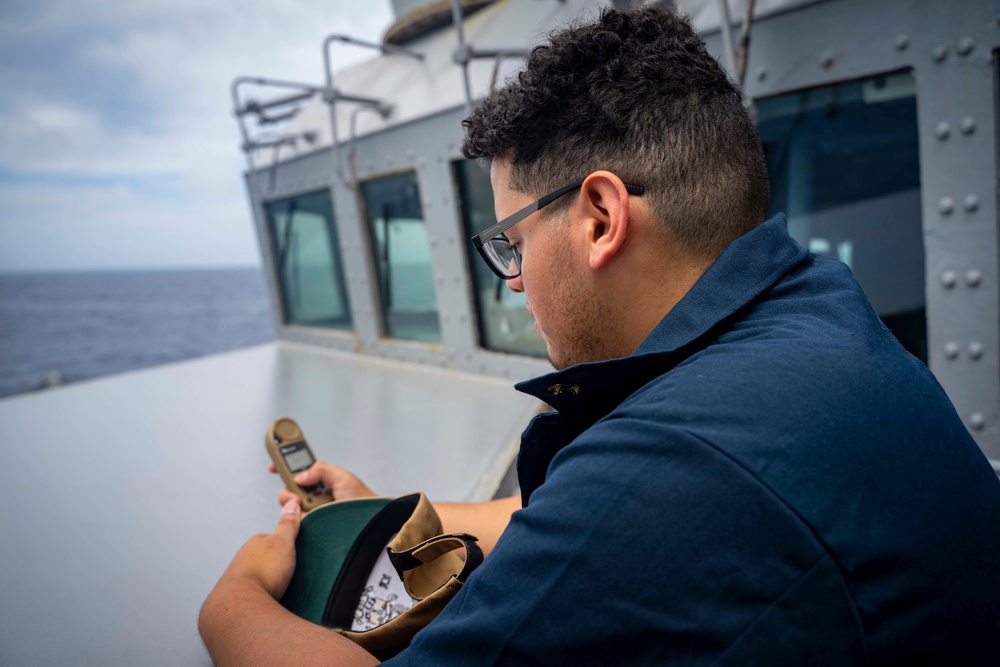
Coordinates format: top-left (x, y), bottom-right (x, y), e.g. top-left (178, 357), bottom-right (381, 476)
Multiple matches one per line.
top-left (577, 171), bottom-right (631, 271)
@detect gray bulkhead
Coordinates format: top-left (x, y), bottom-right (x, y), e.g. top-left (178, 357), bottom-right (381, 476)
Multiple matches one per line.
top-left (244, 0), bottom-right (1000, 468)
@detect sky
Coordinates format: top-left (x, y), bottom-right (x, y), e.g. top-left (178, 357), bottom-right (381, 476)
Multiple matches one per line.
top-left (0, 0), bottom-right (395, 272)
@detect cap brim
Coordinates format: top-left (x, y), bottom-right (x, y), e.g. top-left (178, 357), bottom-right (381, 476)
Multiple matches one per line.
top-left (281, 497), bottom-right (393, 624)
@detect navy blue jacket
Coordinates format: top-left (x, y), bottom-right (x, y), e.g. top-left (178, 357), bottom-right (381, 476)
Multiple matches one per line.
top-left (386, 215), bottom-right (1000, 665)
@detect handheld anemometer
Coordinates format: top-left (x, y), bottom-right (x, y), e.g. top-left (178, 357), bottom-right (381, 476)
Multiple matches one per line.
top-left (265, 417), bottom-right (333, 511)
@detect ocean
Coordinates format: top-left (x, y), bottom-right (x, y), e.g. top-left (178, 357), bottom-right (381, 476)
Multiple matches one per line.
top-left (0, 268), bottom-right (276, 398)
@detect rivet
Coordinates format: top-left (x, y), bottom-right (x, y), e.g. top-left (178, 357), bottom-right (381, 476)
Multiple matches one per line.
top-left (406, 149), bottom-right (415, 160)
top-left (944, 342), bottom-right (960, 359)
top-left (957, 37), bottom-right (974, 56)
top-left (453, 275), bottom-right (461, 284)
top-left (756, 67), bottom-right (767, 82)
top-left (960, 117), bottom-right (976, 135)
top-left (442, 196), bottom-right (450, 205)
top-left (437, 155), bottom-right (445, 164)
top-left (965, 270), bottom-right (982, 287)
top-left (963, 195), bottom-right (979, 212)
top-left (894, 34), bottom-right (909, 51)
top-left (459, 314), bottom-right (467, 324)
top-left (502, 368), bottom-right (511, 378)
top-left (820, 51), bottom-right (835, 69)
top-left (938, 197), bottom-right (954, 215)
top-left (447, 236), bottom-right (456, 245)
top-left (935, 122), bottom-right (951, 140)
top-left (941, 271), bottom-right (958, 288)
top-left (967, 342), bottom-right (984, 360)
top-left (969, 413), bottom-right (986, 431)
top-left (931, 45), bottom-right (948, 62)
top-left (417, 157), bottom-right (427, 168)
top-left (430, 235), bottom-right (439, 246)
top-left (424, 201), bottom-right (433, 210)
top-left (385, 156), bottom-right (394, 166)
top-left (465, 353), bottom-right (474, 362)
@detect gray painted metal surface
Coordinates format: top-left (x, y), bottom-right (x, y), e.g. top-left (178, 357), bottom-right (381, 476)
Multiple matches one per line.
top-left (704, 0), bottom-right (1000, 462)
top-left (677, 0), bottom-right (828, 33)
top-left (246, 0), bottom-right (1000, 465)
top-left (0, 343), bottom-right (540, 665)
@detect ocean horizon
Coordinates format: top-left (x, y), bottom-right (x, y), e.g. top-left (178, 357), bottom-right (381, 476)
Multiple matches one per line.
top-left (0, 267), bottom-right (276, 398)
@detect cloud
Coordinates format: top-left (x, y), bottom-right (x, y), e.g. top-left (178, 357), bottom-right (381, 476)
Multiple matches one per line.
top-left (0, 0), bottom-right (394, 271)
top-left (0, 176), bottom-right (264, 270)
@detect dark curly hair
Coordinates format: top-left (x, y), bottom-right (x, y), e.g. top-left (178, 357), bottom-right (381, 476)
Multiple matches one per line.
top-left (462, 5), bottom-right (770, 256)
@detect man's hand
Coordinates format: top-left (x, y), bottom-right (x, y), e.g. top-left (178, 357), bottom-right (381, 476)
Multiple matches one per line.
top-left (220, 498), bottom-right (302, 599)
top-left (269, 461), bottom-right (377, 507)
top-left (269, 460), bottom-right (519, 556)
top-left (199, 499), bottom-right (379, 666)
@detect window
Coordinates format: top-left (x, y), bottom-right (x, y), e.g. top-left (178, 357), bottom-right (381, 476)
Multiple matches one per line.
top-left (756, 71), bottom-right (926, 362)
top-left (360, 172), bottom-right (442, 343)
top-left (265, 190), bottom-right (352, 329)
top-left (453, 160), bottom-right (547, 357)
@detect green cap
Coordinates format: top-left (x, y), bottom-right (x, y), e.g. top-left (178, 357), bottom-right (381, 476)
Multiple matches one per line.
top-left (281, 497), bottom-right (394, 625)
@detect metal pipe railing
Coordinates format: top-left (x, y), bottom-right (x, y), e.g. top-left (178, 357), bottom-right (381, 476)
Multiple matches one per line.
top-left (735, 0), bottom-right (758, 89)
top-left (321, 34), bottom-right (422, 188)
top-left (236, 90), bottom-right (315, 117)
top-left (450, 0), bottom-right (527, 112)
top-left (231, 76), bottom-right (324, 177)
top-left (451, 0), bottom-right (475, 116)
top-left (717, 0), bottom-right (738, 84)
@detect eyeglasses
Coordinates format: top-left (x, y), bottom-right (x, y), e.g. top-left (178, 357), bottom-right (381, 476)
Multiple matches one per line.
top-left (470, 179), bottom-right (645, 279)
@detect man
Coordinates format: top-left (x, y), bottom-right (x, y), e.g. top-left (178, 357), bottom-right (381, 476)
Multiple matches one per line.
top-left (200, 6), bottom-right (1000, 664)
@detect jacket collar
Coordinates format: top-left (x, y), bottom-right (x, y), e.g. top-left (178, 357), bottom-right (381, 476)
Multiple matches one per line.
top-left (515, 214), bottom-right (808, 414)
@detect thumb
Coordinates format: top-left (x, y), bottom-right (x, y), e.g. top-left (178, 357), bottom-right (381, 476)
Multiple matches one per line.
top-left (274, 498), bottom-right (302, 542)
top-left (294, 467), bottom-right (320, 486)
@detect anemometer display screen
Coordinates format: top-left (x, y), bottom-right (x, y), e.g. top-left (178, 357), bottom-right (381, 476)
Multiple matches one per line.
top-left (279, 442), bottom-right (315, 473)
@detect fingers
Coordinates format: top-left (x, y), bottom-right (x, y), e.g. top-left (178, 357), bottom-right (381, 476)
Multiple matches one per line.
top-left (267, 460), bottom-right (335, 487)
top-left (272, 460), bottom-right (378, 507)
top-left (291, 462), bottom-right (345, 491)
top-left (277, 488), bottom-right (300, 507)
top-left (273, 499), bottom-right (301, 543)
top-left (292, 465), bottom-right (323, 487)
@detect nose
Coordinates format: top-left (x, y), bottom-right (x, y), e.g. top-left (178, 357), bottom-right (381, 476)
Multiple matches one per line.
top-left (507, 273), bottom-right (524, 293)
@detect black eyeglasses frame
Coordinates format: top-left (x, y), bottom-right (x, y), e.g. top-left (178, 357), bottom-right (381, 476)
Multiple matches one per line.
top-left (470, 179), bottom-right (645, 280)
